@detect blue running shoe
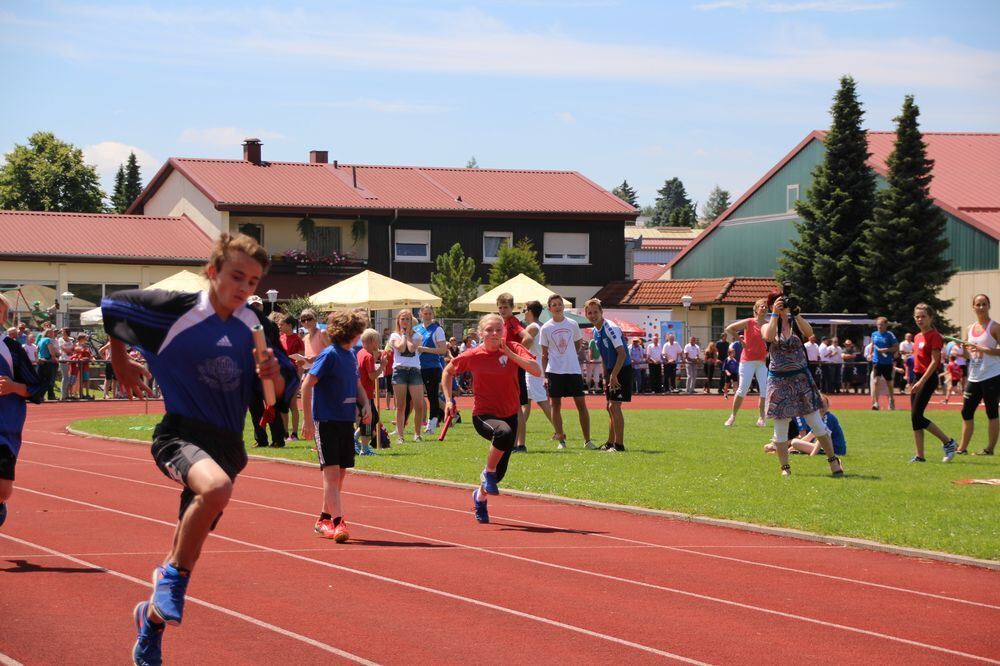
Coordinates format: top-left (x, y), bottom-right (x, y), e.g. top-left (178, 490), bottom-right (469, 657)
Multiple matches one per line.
top-left (150, 564), bottom-right (189, 625)
top-left (472, 490), bottom-right (489, 524)
top-left (942, 438), bottom-right (958, 463)
top-left (480, 469), bottom-right (499, 495)
top-left (132, 601), bottom-right (164, 666)
top-left (0, 502), bottom-right (6, 529)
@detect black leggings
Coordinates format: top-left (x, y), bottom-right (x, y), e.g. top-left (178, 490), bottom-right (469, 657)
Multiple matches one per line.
top-left (473, 414), bottom-right (518, 482)
top-left (421, 367), bottom-right (444, 421)
top-left (962, 374), bottom-right (1000, 421)
top-left (911, 371), bottom-right (939, 431)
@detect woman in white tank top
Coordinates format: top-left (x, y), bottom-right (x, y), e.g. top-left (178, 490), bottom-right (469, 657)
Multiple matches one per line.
top-left (959, 294), bottom-right (1000, 456)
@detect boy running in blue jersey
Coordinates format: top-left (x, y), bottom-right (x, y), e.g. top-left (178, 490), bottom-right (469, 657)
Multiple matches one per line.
top-left (301, 309), bottom-right (371, 543)
top-left (0, 294), bottom-right (45, 529)
top-left (583, 298), bottom-right (631, 452)
top-left (102, 234), bottom-right (299, 666)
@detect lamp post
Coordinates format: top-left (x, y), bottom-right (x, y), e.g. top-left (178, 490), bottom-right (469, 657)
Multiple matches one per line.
top-left (60, 291), bottom-right (74, 330)
top-left (265, 289), bottom-right (279, 315)
top-left (681, 295), bottom-right (693, 340)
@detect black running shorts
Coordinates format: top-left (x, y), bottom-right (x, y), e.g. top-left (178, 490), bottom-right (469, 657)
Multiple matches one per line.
top-left (316, 420), bottom-right (356, 469)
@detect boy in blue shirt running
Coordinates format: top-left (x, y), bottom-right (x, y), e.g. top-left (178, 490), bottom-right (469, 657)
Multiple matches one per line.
top-left (103, 234), bottom-right (298, 666)
top-left (0, 294), bottom-right (45, 529)
top-left (301, 309), bottom-right (371, 543)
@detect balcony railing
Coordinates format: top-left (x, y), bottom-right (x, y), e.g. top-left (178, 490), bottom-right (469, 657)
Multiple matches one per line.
top-left (269, 260), bottom-right (368, 277)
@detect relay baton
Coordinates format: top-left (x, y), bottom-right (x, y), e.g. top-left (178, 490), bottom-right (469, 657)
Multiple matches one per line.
top-left (942, 335), bottom-right (969, 346)
top-left (437, 413), bottom-right (453, 441)
top-left (251, 325), bottom-right (276, 407)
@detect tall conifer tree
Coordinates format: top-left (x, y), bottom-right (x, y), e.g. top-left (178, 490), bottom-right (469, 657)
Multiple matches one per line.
top-left (612, 180), bottom-right (639, 207)
top-left (123, 152), bottom-right (143, 208)
top-left (110, 164), bottom-right (128, 213)
top-left (778, 76), bottom-right (877, 312)
top-left (860, 96), bottom-right (953, 330)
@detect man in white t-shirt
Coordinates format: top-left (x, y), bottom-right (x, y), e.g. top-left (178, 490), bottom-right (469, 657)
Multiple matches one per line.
top-left (829, 336), bottom-right (845, 394)
top-left (540, 294), bottom-right (594, 450)
top-left (803, 334), bottom-right (821, 385)
top-left (56, 327), bottom-right (76, 400)
top-left (661, 334), bottom-right (682, 393)
top-left (521, 301), bottom-right (555, 446)
top-left (898, 332), bottom-right (914, 358)
top-left (646, 334), bottom-right (663, 393)
top-left (683, 336), bottom-right (701, 394)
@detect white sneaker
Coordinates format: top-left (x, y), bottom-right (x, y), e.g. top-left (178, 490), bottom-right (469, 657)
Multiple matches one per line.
top-left (583, 440), bottom-right (598, 450)
top-left (756, 417), bottom-right (767, 428)
top-left (414, 434), bottom-right (423, 442)
top-left (423, 424), bottom-right (433, 434)
top-left (557, 441), bottom-right (567, 450)
top-left (724, 415), bottom-right (735, 427)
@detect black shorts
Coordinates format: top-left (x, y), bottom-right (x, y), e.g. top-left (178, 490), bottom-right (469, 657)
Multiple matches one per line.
top-left (546, 372), bottom-right (585, 399)
top-left (359, 402), bottom-right (380, 438)
top-left (0, 446), bottom-right (16, 481)
top-left (104, 361), bottom-right (115, 381)
top-left (316, 420), bottom-right (356, 469)
top-left (962, 374), bottom-right (1000, 421)
top-left (872, 364), bottom-right (893, 381)
top-left (152, 414), bottom-right (247, 527)
top-left (518, 368), bottom-right (529, 406)
top-left (606, 365), bottom-right (633, 403)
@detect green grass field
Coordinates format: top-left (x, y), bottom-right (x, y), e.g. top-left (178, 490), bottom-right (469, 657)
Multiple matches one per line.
top-left (70, 408), bottom-right (999, 561)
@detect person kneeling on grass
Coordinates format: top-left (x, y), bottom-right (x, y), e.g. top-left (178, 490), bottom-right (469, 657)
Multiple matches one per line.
top-left (0, 294), bottom-right (45, 530)
top-left (441, 313), bottom-right (541, 524)
top-left (301, 310), bottom-right (372, 543)
top-left (103, 233), bottom-right (298, 666)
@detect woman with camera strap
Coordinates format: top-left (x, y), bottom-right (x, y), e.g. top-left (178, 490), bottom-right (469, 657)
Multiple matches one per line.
top-left (762, 291), bottom-right (844, 478)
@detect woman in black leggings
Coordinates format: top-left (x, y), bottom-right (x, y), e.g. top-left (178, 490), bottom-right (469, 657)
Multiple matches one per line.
top-left (958, 294), bottom-right (1000, 456)
top-left (908, 303), bottom-right (958, 463)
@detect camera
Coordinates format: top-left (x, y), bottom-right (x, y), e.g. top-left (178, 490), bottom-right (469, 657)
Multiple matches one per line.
top-left (781, 281), bottom-right (801, 316)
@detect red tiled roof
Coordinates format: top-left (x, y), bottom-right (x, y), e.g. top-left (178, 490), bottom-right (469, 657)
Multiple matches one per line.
top-left (639, 238), bottom-right (692, 250)
top-left (668, 131), bottom-right (1000, 271)
top-left (632, 263), bottom-right (669, 280)
top-left (593, 277), bottom-right (778, 307)
top-left (131, 158), bottom-right (639, 218)
top-left (0, 211), bottom-right (212, 262)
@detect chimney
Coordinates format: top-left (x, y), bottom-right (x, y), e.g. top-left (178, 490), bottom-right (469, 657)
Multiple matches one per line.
top-left (309, 150), bottom-right (328, 164)
top-left (352, 166), bottom-right (357, 188)
top-left (243, 138), bottom-right (262, 164)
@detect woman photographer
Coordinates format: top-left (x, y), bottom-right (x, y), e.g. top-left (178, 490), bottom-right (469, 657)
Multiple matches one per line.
top-left (762, 291), bottom-right (844, 477)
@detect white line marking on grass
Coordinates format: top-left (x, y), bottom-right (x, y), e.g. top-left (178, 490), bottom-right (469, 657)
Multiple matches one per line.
top-left (17, 466), bottom-right (1000, 663)
top-left (12, 486), bottom-right (709, 665)
top-left (0, 532), bottom-right (377, 664)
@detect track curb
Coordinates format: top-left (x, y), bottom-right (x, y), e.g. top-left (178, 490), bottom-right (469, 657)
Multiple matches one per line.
top-left (66, 426), bottom-right (999, 571)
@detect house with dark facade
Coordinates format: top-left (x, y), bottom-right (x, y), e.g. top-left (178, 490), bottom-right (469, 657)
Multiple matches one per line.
top-left (128, 140), bottom-right (639, 304)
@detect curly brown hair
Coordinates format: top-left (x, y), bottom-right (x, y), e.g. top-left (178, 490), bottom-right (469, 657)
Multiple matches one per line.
top-left (326, 309), bottom-right (368, 346)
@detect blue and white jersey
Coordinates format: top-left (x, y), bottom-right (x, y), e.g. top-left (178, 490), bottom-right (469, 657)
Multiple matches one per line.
top-left (102, 289), bottom-right (299, 434)
top-left (0, 337), bottom-right (43, 457)
top-left (415, 322), bottom-right (446, 370)
top-left (592, 320), bottom-right (631, 371)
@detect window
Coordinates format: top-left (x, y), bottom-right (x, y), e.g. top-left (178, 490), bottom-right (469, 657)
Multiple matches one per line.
top-left (735, 306), bottom-right (753, 320)
top-left (67, 283), bottom-right (103, 309)
top-left (786, 184), bottom-right (800, 212)
top-left (543, 232), bottom-right (589, 265)
top-left (483, 231), bottom-right (512, 263)
top-left (238, 223), bottom-right (263, 245)
top-left (395, 229), bottom-right (431, 262)
top-left (307, 226), bottom-right (341, 257)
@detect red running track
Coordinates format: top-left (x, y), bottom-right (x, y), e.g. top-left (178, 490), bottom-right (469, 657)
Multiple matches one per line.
top-left (1, 402), bottom-right (997, 665)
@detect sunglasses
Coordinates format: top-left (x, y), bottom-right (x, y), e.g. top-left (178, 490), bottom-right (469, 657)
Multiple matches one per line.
top-left (299, 317), bottom-right (314, 322)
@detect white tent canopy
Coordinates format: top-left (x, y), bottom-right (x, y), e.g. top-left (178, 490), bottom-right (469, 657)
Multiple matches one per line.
top-left (80, 270), bottom-right (210, 326)
top-left (469, 274), bottom-right (570, 313)
top-left (309, 270), bottom-right (440, 310)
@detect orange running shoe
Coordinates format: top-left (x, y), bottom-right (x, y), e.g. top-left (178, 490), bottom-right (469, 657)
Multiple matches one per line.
top-left (316, 519), bottom-right (336, 538)
top-left (333, 520), bottom-right (350, 543)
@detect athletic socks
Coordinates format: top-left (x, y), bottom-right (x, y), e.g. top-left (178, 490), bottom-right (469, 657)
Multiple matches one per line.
top-left (333, 516), bottom-right (343, 527)
top-left (319, 512), bottom-right (332, 522)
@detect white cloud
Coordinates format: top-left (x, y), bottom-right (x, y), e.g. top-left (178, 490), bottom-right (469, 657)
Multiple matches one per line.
top-left (556, 111), bottom-right (577, 124)
top-left (82, 141), bottom-right (159, 192)
top-left (694, 0), bottom-right (899, 11)
top-left (179, 127), bottom-right (285, 147)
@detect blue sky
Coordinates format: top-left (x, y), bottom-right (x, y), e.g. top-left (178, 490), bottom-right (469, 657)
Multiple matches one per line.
top-left (1, 0), bottom-right (998, 209)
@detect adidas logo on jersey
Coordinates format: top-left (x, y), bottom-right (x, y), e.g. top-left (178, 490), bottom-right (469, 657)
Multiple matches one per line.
top-left (216, 335), bottom-right (233, 347)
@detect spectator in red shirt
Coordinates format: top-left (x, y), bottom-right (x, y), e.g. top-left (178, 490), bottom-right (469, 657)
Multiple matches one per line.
top-left (279, 314), bottom-right (305, 439)
top-left (356, 328), bottom-right (387, 451)
top-left (908, 303), bottom-right (957, 463)
top-left (442, 313), bottom-right (541, 524)
top-left (70, 333), bottom-right (94, 400)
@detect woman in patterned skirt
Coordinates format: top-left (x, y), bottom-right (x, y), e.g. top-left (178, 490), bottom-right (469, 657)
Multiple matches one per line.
top-left (762, 291), bottom-right (844, 478)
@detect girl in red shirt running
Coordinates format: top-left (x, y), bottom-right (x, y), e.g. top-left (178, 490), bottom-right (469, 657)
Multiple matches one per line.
top-left (441, 313), bottom-right (541, 524)
top-left (909, 303), bottom-right (958, 463)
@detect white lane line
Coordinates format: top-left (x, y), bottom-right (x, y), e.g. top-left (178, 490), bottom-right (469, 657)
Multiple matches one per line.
top-left (31, 439), bottom-right (1000, 611)
top-left (0, 653), bottom-right (24, 666)
top-left (16, 465), bottom-right (1000, 664)
top-left (11, 485), bottom-right (708, 665)
top-left (0, 532), bottom-right (376, 664)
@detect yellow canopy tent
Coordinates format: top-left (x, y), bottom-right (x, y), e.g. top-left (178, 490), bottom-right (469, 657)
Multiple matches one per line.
top-left (2, 285), bottom-right (95, 312)
top-left (309, 270), bottom-right (440, 310)
top-left (468, 274), bottom-right (570, 312)
top-left (79, 270), bottom-right (210, 326)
